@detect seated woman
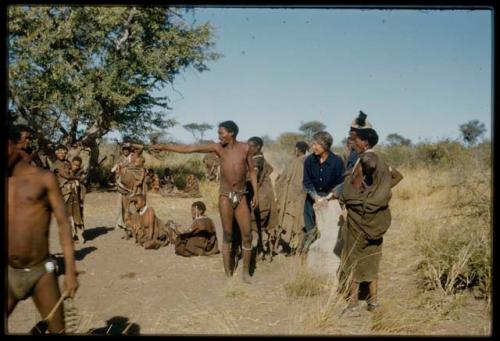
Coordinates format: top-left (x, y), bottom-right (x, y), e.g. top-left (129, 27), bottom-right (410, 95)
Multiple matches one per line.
top-left (127, 194), bottom-right (170, 250)
top-left (174, 201), bottom-right (220, 257)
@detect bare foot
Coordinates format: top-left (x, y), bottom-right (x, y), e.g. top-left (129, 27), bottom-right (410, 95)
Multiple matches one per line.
top-left (242, 272), bottom-right (252, 284)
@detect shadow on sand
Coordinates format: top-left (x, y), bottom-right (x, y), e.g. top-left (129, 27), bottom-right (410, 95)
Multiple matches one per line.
top-left (86, 316), bottom-right (140, 335)
top-left (83, 226), bottom-right (114, 241)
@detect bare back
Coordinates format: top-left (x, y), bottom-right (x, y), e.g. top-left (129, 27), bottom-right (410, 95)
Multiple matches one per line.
top-left (8, 162), bottom-right (60, 268)
top-left (216, 142), bottom-right (251, 193)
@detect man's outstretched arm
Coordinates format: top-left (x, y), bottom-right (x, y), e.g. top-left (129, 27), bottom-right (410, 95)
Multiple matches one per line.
top-left (150, 143), bottom-right (220, 155)
top-left (45, 172), bottom-right (79, 298)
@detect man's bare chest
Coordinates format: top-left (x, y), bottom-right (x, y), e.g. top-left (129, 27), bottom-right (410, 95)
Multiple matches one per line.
top-left (8, 177), bottom-right (48, 208)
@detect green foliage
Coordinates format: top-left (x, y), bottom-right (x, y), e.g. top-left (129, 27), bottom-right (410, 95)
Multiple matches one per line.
top-left (182, 122), bottom-right (214, 142)
top-left (459, 120), bottom-right (486, 146)
top-left (8, 6), bottom-right (221, 180)
top-left (298, 120), bottom-right (326, 140)
top-left (91, 165), bottom-right (114, 189)
top-left (152, 157), bottom-right (205, 190)
top-left (386, 133), bottom-right (412, 147)
top-left (378, 139), bottom-right (472, 169)
top-left (276, 132), bottom-right (306, 152)
top-left (174, 175), bottom-right (187, 190)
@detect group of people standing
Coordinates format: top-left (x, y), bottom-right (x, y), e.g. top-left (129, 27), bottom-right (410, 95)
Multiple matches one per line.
top-left (7, 111), bottom-right (403, 334)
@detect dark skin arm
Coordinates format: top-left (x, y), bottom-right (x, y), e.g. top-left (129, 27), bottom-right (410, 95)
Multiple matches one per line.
top-left (150, 143), bottom-right (220, 155)
top-left (45, 173), bottom-right (78, 298)
top-left (247, 150), bottom-right (259, 209)
top-left (351, 163), bottom-right (364, 190)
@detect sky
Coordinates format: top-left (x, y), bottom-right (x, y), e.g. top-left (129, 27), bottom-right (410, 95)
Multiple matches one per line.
top-left (143, 7), bottom-right (492, 145)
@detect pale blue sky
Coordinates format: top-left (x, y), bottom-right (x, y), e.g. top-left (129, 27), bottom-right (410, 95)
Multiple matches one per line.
top-left (146, 8), bottom-right (492, 145)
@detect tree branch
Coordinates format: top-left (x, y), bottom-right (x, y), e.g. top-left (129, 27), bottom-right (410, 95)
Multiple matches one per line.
top-left (115, 7), bottom-right (137, 51)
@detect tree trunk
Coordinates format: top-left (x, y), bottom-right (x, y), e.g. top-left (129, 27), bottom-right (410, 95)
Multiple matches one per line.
top-left (87, 138), bottom-right (101, 187)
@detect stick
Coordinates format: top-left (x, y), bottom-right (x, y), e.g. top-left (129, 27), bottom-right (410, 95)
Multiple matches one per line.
top-left (30, 291), bottom-right (69, 334)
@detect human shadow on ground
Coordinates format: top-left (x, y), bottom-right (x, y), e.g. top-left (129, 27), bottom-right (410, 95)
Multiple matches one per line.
top-left (74, 246), bottom-right (98, 261)
top-left (83, 226), bottom-right (114, 241)
top-left (86, 316), bottom-right (141, 335)
top-left (53, 246), bottom-right (97, 265)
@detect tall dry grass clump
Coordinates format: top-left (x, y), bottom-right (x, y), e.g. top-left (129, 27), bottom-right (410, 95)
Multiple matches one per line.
top-left (389, 141), bottom-right (491, 302)
top-left (284, 266), bottom-right (330, 299)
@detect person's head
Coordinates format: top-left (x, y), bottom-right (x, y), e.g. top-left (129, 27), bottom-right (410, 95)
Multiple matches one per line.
top-left (311, 131), bottom-right (333, 156)
top-left (295, 141), bottom-right (309, 156)
top-left (130, 194), bottom-right (146, 211)
top-left (121, 144), bottom-right (131, 157)
top-left (55, 145), bottom-right (68, 161)
top-left (164, 167), bottom-right (171, 177)
top-left (248, 136), bottom-right (263, 154)
top-left (16, 125), bottom-right (32, 149)
top-left (218, 121), bottom-right (239, 145)
top-left (134, 156), bottom-right (145, 168)
top-left (191, 201), bottom-right (206, 219)
top-left (352, 128), bottom-right (379, 153)
top-left (71, 156), bottom-right (83, 173)
top-left (8, 125), bottom-right (22, 167)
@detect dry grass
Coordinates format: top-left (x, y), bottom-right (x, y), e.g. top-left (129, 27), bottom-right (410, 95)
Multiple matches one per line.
top-left (199, 180), bottom-right (219, 209)
top-left (283, 258), bottom-right (331, 299)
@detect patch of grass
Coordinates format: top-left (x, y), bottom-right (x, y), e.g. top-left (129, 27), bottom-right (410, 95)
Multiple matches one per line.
top-left (199, 180), bottom-right (219, 209)
top-left (284, 267), bottom-right (330, 298)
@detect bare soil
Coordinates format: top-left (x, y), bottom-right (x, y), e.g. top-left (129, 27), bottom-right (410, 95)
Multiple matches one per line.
top-left (7, 191), bottom-right (491, 335)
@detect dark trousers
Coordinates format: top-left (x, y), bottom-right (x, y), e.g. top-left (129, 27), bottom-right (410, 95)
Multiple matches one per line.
top-left (304, 195), bottom-right (316, 233)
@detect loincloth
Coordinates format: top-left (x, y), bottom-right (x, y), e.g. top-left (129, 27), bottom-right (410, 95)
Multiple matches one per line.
top-left (8, 256), bottom-right (56, 301)
top-left (219, 189), bottom-right (248, 209)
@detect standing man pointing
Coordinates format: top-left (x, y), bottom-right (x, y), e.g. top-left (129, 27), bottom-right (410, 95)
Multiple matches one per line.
top-left (150, 120), bottom-right (258, 283)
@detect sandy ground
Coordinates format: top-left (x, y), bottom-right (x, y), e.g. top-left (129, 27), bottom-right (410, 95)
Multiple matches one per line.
top-left (7, 190), bottom-right (491, 335)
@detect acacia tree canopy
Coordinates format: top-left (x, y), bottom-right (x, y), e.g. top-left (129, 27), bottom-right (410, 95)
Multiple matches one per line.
top-left (459, 120), bottom-right (486, 146)
top-left (8, 6), bottom-right (221, 181)
top-left (183, 122), bottom-right (213, 142)
top-left (299, 120), bottom-right (326, 140)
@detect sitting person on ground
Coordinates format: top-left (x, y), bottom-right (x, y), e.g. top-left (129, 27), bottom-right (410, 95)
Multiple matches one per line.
top-left (183, 174), bottom-right (201, 197)
top-left (160, 167), bottom-right (178, 194)
top-left (127, 194), bottom-right (170, 250)
top-left (174, 201), bottom-right (220, 257)
top-left (151, 172), bottom-right (161, 192)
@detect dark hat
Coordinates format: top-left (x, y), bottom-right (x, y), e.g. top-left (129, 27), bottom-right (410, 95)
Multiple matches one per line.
top-left (350, 111), bottom-right (373, 130)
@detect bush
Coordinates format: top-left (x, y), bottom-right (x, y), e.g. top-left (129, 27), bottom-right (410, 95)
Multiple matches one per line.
top-left (90, 165), bottom-right (114, 189)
